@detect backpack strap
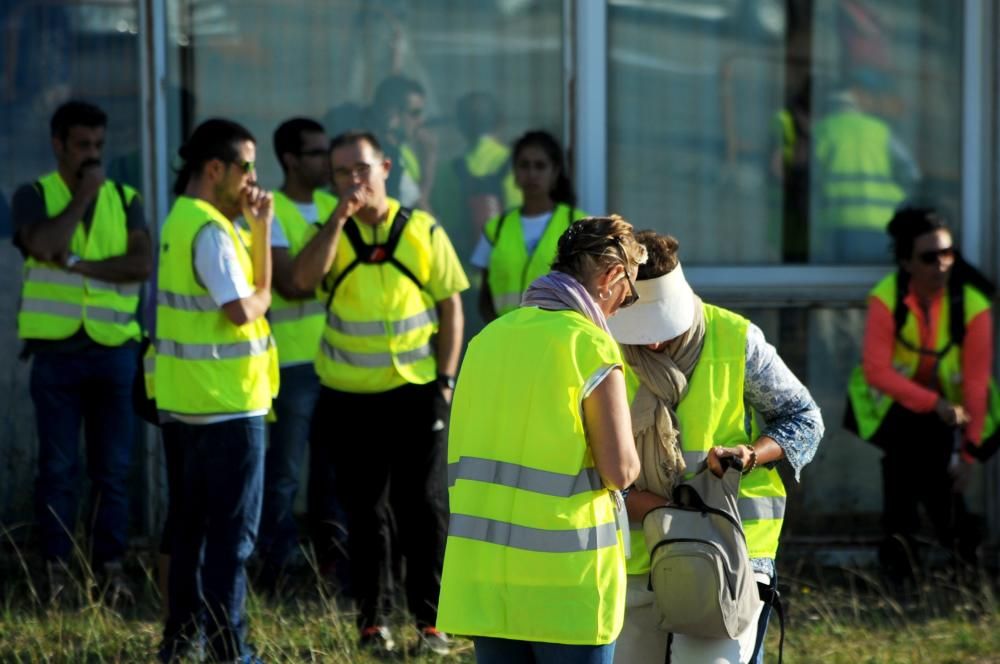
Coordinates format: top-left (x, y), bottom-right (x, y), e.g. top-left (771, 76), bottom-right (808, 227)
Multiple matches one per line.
top-left (753, 581), bottom-right (785, 664)
top-left (326, 207), bottom-right (423, 308)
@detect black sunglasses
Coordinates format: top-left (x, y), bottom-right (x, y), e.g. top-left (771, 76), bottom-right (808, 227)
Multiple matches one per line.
top-left (917, 246), bottom-right (955, 265)
top-left (231, 159), bottom-right (255, 174)
top-left (611, 236), bottom-right (639, 308)
top-left (297, 149), bottom-right (328, 158)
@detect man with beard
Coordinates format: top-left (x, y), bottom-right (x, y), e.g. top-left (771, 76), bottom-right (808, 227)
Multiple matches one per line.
top-left (154, 118), bottom-right (277, 663)
top-left (12, 100), bottom-right (152, 605)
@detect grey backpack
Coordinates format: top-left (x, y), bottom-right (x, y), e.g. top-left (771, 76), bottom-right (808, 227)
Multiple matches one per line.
top-left (642, 460), bottom-right (759, 640)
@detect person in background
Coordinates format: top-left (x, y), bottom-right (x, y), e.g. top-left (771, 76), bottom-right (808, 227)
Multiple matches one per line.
top-left (608, 231), bottom-right (823, 664)
top-left (470, 130), bottom-right (587, 322)
top-left (371, 74), bottom-right (435, 210)
top-left (155, 118), bottom-right (278, 663)
top-left (292, 130), bottom-right (468, 656)
top-left (12, 100), bottom-right (152, 605)
top-left (255, 117), bottom-right (339, 594)
top-left (438, 215), bottom-right (644, 663)
top-left (810, 66), bottom-right (919, 263)
top-left (846, 207), bottom-right (998, 586)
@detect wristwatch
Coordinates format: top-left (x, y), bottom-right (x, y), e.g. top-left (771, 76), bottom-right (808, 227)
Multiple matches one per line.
top-left (436, 374), bottom-right (457, 390)
top-left (64, 253), bottom-right (82, 270)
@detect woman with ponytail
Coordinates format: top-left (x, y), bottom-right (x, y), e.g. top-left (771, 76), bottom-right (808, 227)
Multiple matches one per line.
top-left (469, 130), bottom-right (588, 322)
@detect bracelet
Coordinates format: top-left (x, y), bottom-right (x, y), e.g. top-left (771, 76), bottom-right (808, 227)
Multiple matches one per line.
top-left (742, 444), bottom-right (758, 474)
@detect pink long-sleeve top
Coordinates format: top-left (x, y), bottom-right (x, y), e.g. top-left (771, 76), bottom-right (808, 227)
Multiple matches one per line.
top-left (862, 284), bottom-right (992, 450)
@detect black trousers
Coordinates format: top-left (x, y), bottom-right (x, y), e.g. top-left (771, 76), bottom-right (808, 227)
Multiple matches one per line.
top-left (878, 406), bottom-right (981, 580)
top-left (310, 381), bottom-right (448, 629)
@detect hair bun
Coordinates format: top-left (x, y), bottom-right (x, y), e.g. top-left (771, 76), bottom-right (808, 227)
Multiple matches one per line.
top-left (177, 143), bottom-right (191, 161)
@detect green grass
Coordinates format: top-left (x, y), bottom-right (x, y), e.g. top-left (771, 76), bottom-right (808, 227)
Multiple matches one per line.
top-left (1, 549), bottom-right (999, 663)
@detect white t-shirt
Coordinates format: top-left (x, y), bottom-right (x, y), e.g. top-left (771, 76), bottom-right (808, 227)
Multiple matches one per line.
top-left (271, 201), bottom-right (320, 249)
top-left (167, 220), bottom-right (268, 425)
top-left (470, 210), bottom-right (553, 269)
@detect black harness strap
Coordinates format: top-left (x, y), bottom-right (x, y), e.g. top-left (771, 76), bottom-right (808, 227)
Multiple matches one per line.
top-left (892, 269), bottom-right (965, 360)
top-left (326, 207), bottom-right (424, 308)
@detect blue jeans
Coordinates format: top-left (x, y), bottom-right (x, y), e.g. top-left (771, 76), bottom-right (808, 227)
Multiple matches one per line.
top-left (474, 637), bottom-right (616, 664)
top-left (257, 364), bottom-right (320, 576)
top-left (30, 345), bottom-right (137, 566)
top-left (160, 417), bottom-right (265, 663)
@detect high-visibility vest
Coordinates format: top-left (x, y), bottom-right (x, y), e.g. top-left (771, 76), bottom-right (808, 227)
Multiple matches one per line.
top-left (847, 272), bottom-right (1000, 447)
top-left (314, 198), bottom-right (439, 394)
top-left (485, 203), bottom-right (587, 316)
top-left (438, 306), bottom-right (627, 645)
top-left (18, 171), bottom-right (141, 346)
top-left (401, 142), bottom-right (421, 184)
top-left (813, 109), bottom-right (904, 231)
top-left (456, 135), bottom-right (521, 209)
top-left (270, 189), bottom-right (338, 366)
top-left (626, 304), bottom-right (787, 575)
top-left (153, 196), bottom-right (278, 414)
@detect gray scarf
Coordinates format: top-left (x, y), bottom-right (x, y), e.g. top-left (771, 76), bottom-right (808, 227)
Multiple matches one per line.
top-left (621, 297), bottom-right (706, 496)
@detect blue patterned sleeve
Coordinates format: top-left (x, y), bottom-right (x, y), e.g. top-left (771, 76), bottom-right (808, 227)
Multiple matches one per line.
top-left (743, 323), bottom-right (825, 482)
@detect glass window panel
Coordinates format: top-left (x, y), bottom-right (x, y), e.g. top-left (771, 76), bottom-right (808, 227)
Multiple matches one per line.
top-left (608, 0), bottom-right (964, 267)
top-left (0, 0), bottom-right (143, 526)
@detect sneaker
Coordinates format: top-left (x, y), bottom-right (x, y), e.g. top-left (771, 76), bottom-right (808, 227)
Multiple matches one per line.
top-left (46, 560), bottom-right (71, 605)
top-left (101, 561), bottom-right (136, 607)
top-left (415, 627), bottom-right (452, 656)
top-left (359, 626), bottom-right (396, 656)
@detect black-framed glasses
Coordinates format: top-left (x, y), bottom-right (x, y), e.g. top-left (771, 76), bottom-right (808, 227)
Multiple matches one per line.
top-left (917, 246), bottom-right (955, 265)
top-left (618, 271), bottom-right (639, 308)
top-left (332, 161), bottom-right (376, 181)
top-left (297, 149), bottom-right (328, 158)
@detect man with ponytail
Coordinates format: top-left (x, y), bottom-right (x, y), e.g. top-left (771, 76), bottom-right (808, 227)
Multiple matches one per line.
top-left (155, 118), bottom-right (277, 664)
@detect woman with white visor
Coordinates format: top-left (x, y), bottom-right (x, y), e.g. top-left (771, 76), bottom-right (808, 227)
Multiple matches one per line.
top-left (607, 230), bottom-right (824, 663)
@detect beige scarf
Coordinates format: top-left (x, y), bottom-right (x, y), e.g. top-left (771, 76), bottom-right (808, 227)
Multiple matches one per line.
top-left (621, 297), bottom-right (706, 496)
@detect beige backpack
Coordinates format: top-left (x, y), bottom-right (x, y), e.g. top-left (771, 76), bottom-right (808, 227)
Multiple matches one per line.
top-left (642, 461), bottom-right (759, 639)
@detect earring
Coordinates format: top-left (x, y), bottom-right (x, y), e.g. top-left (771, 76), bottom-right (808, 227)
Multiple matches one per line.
top-left (598, 289), bottom-right (609, 301)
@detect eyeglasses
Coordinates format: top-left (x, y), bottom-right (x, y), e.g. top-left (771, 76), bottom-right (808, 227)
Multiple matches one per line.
top-left (232, 159), bottom-right (255, 174)
top-left (615, 270), bottom-right (640, 308)
top-left (297, 149), bottom-right (328, 158)
top-left (332, 161), bottom-right (377, 181)
top-left (917, 246), bottom-right (955, 265)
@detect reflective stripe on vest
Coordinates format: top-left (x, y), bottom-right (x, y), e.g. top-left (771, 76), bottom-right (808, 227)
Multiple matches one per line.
top-left (438, 307), bottom-right (626, 646)
top-left (485, 203), bottom-right (587, 316)
top-left (270, 190), bottom-right (338, 365)
top-left (626, 304), bottom-right (787, 575)
top-left (314, 199), bottom-right (439, 393)
top-left (813, 110), bottom-right (904, 231)
top-left (17, 172), bottom-right (141, 345)
top-left (847, 273), bottom-right (1000, 443)
top-left (448, 456), bottom-right (603, 498)
top-left (154, 196), bottom-right (278, 414)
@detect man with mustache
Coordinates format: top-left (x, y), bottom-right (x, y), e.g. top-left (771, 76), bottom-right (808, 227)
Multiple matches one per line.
top-left (11, 100), bottom-right (153, 604)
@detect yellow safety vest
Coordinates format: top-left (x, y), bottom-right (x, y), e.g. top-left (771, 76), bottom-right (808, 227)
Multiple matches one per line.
top-left (153, 196), bottom-right (278, 414)
top-left (847, 272), bottom-right (1000, 445)
top-left (485, 203), bottom-right (588, 316)
top-left (314, 199), bottom-right (439, 393)
top-left (626, 304), bottom-right (787, 574)
top-left (18, 171), bottom-right (141, 346)
top-left (461, 135), bottom-right (521, 209)
top-left (438, 306), bottom-right (627, 645)
top-left (270, 189), bottom-right (338, 366)
top-left (813, 109), bottom-right (904, 231)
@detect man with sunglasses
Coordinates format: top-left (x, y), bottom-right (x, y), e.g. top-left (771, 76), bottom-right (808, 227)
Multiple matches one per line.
top-left (255, 117), bottom-right (341, 593)
top-left (292, 130), bottom-right (468, 656)
top-left (12, 100), bottom-right (153, 605)
top-left (847, 207), bottom-right (999, 587)
top-left (155, 118), bottom-right (277, 664)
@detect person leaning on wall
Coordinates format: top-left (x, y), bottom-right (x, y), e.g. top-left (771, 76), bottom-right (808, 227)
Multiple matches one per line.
top-left (845, 206), bottom-right (999, 587)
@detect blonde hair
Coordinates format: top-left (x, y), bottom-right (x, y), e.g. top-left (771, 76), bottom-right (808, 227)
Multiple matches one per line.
top-left (551, 214), bottom-right (647, 284)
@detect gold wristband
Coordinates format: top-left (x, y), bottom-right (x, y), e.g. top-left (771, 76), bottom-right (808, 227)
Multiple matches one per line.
top-left (742, 444), bottom-right (758, 474)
